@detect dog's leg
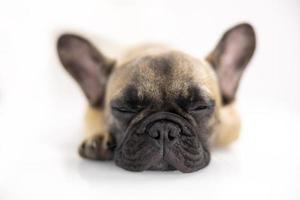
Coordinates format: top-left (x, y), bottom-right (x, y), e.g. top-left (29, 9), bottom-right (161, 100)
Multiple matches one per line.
top-left (79, 106), bottom-right (115, 160)
top-left (213, 103), bottom-right (241, 147)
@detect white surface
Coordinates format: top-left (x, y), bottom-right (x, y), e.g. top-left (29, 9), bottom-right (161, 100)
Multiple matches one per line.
top-left (0, 0), bottom-right (300, 200)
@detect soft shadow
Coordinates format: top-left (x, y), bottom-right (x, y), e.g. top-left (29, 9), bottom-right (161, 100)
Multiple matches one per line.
top-left (75, 158), bottom-right (199, 185)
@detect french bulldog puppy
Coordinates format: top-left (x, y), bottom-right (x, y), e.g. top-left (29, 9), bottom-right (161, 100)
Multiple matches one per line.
top-left (57, 23), bottom-right (256, 173)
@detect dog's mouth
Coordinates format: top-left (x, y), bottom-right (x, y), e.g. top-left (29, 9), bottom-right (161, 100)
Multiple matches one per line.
top-left (114, 112), bottom-right (210, 173)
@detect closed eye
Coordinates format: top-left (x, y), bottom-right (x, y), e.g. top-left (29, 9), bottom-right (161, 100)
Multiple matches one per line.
top-left (189, 105), bottom-right (209, 111)
top-left (111, 105), bottom-right (139, 114)
top-left (187, 101), bottom-right (215, 112)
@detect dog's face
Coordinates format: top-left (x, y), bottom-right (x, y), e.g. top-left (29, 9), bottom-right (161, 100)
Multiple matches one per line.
top-left (106, 52), bottom-right (219, 172)
top-left (57, 23), bottom-right (255, 172)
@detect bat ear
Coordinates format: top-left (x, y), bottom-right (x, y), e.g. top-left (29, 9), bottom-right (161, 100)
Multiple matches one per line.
top-left (57, 34), bottom-right (115, 107)
top-left (206, 23), bottom-right (256, 105)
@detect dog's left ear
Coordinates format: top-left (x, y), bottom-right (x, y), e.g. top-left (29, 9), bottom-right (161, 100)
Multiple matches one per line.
top-left (207, 23), bottom-right (256, 105)
top-left (57, 34), bottom-right (115, 107)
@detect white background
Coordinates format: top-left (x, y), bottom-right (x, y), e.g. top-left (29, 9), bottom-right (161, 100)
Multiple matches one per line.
top-left (0, 0), bottom-right (299, 199)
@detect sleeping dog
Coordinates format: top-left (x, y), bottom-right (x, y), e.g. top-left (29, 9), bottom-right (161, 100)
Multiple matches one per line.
top-left (57, 23), bottom-right (255, 173)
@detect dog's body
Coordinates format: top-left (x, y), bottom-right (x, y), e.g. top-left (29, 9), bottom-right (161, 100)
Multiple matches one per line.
top-left (57, 23), bottom-right (255, 172)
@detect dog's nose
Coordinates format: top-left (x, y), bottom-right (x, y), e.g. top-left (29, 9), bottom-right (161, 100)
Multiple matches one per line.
top-left (147, 121), bottom-right (180, 144)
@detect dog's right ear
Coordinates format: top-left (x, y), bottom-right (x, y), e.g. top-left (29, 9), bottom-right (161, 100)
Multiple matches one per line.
top-left (57, 34), bottom-right (115, 107)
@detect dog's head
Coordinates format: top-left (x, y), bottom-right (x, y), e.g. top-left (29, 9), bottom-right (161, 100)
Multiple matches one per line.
top-left (57, 23), bottom-right (255, 172)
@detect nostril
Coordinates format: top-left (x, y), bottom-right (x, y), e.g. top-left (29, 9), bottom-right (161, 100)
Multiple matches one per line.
top-left (168, 135), bottom-right (175, 141)
top-left (148, 130), bottom-right (160, 140)
top-left (167, 130), bottom-right (178, 141)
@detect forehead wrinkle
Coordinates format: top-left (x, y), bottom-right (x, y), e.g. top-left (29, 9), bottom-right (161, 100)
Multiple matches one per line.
top-left (134, 57), bottom-right (163, 102)
top-left (166, 52), bottom-right (195, 98)
top-left (135, 51), bottom-right (197, 101)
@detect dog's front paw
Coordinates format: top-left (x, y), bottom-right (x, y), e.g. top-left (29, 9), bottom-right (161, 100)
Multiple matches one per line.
top-left (79, 135), bottom-right (115, 160)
